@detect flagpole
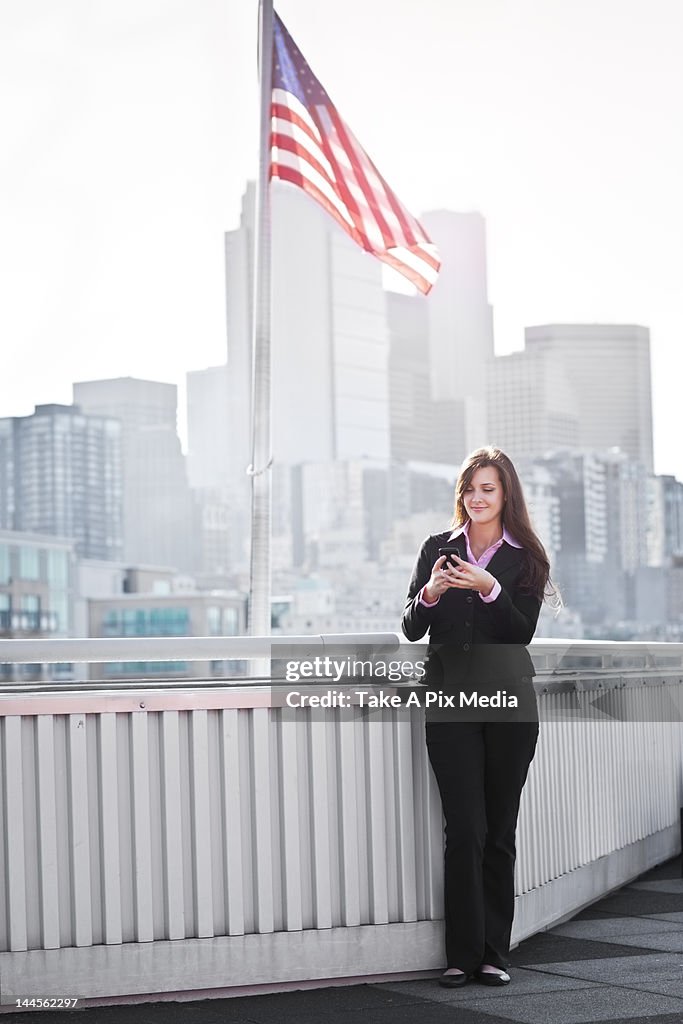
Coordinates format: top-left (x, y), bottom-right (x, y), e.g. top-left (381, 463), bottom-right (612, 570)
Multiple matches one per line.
top-left (247, 0), bottom-right (274, 644)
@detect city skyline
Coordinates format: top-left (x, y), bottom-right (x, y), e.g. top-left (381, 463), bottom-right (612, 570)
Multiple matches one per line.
top-left (2, 1), bottom-right (683, 475)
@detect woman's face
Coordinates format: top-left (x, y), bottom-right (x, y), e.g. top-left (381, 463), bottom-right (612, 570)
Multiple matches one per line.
top-left (462, 465), bottom-right (505, 528)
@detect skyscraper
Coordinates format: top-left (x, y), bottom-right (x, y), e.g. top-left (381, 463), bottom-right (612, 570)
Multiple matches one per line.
top-left (225, 181), bottom-right (391, 471)
top-left (186, 364), bottom-right (230, 490)
top-left (73, 378), bottom-right (196, 570)
top-left (224, 182), bottom-right (393, 576)
top-left (646, 474), bottom-right (683, 567)
top-left (420, 210), bottom-right (494, 454)
top-left (0, 404), bottom-right (122, 560)
top-left (487, 347), bottom-right (580, 461)
top-left (186, 364), bottom-right (247, 577)
top-left (537, 451), bottom-right (609, 626)
top-left (524, 325), bottom-right (654, 472)
top-left (386, 292), bottom-right (432, 463)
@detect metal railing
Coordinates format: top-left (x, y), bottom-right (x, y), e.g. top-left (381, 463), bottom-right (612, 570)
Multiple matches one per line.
top-left (0, 633), bottom-right (681, 1004)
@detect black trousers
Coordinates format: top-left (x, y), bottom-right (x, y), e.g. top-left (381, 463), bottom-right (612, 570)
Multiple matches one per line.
top-left (426, 718), bottom-right (539, 972)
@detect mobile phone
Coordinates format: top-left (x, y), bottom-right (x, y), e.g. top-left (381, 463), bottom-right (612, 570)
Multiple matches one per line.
top-left (438, 544), bottom-right (466, 568)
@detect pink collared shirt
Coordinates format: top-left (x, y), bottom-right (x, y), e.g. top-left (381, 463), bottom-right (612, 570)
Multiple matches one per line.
top-left (419, 520), bottom-right (522, 607)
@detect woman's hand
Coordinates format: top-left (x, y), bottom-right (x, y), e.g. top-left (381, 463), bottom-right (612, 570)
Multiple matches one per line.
top-left (423, 554), bottom-right (496, 601)
top-left (448, 554), bottom-right (496, 595)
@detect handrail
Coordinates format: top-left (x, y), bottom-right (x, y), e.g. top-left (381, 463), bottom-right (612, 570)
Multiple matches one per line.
top-left (0, 635), bottom-right (682, 705)
top-left (0, 632), bottom-right (401, 664)
top-left (2, 633), bottom-right (683, 663)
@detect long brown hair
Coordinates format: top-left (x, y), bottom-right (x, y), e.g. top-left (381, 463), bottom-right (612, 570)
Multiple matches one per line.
top-left (452, 446), bottom-right (557, 603)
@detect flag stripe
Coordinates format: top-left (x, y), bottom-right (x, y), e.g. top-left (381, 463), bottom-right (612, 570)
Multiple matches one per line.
top-left (272, 89), bottom-right (323, 145)
top-left (271, 148), bottom-right (356, 230)
top-left (328, 108), bottom-right (397, 252)
top-left (384, 243), bottom-right (440, 284)
top-left (309, 106), bottom-right (373, 250)
top-left (360, 151), bottom-right (421, 249)
top-left (271, 128), bottom-right (338, 199)
top-left (271, 106), bottom-right (324, 161)
top-left (318, 109), bottom-right (391, 253)
top-left (378, 250), bottom-right (433, 294)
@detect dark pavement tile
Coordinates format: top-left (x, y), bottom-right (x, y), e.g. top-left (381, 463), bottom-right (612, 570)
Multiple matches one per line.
top-left (509, 932), bottom-right (657, 966)
top-left (629, 880), bottom-right (683, 894)
top-left (249, 986), bottom-right (426, 1020)
top-left (227, 984), bottom-right (424, 1016)
top-left (0, 1002), bottom-right (253, 1024)
top-left (231, 1002), bottom-right (518, 1024)
top-left (581, 891), bottom-right (683, 917)
top-left (638, 857), bottom-right (682, 882)
top-left (572, 908), bottom-right (625, 921)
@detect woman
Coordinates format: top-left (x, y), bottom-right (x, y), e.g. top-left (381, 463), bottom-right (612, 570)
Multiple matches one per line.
top-left (402, 446), bottom-right (553, 989)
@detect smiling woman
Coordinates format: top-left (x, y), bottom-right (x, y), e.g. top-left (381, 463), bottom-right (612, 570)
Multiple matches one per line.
top-left (402, 445), bottom-right (556, 989)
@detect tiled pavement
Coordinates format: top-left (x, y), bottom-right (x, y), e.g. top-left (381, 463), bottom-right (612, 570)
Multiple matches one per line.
top-left (4, 855), bottom-right (683, 1024)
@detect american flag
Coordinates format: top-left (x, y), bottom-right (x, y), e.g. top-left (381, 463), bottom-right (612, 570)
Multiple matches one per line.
top-left (270, 12), bottom-right (440, 295)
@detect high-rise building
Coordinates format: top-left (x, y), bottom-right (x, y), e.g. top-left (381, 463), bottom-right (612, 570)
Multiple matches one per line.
top-left (524, 325), bottom-right (654, 472)
top-left (224, 186), bottom-right (255, 490)
top-left (225, 181), bottom-right (391, 470)
top-left (647, 474), bottom-right (683, 567)
top-left (224, 182), bottom-right (393, 575)
top-left (487, 348), bottom-right (580, 461)
top-left (603, 450), bottom-right (647, 576)
top-left (186, 364), bottom-right (230, 490)
top-left (537, 451), bottom-right (609, 626)
top-left (185, 364), bottom-right (243, 576)
top-left (420, 210), bottom-right (494, 452)
top-left (516, 460), bottom-right (561, 564)
top-left (387, 291), bottom-right (473, 467)
top-left (387, 292), bottom-right (431, 462)
top-left (0, 404), bottom-right (123, 561)
top-left (74, 377), bottom-right (178, 431)
top-left (289, 459), bottom-right (392, 569)
top-left (73, 378), bottom-right (196, 571)
top-left (536, 448), bottom-right (651, 629)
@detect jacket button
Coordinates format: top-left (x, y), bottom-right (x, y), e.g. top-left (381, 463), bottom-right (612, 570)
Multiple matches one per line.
top-left (463, 643), bottom-right (470, 651)
top-left (466, 596), bottom-right (473, 603)
top-left (465, 621), bottom-right (471, 628)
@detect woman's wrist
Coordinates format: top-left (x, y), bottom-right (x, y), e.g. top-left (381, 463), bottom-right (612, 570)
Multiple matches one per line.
top-left (479, 573), bottom-right (495, 596)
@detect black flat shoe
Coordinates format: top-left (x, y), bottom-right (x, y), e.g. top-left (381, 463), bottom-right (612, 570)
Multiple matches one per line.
top-left (439, 970), bottom-right (470, 988)
top-left (474, 967), bottom-right (510, 986)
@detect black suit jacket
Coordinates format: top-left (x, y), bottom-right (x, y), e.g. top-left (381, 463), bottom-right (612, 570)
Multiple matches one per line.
top-left (402, 530), bottom-right (541, 693)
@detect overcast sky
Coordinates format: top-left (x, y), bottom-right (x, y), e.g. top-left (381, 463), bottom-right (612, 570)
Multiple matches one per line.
top-left (1, 0), bottom-right (682, 476)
